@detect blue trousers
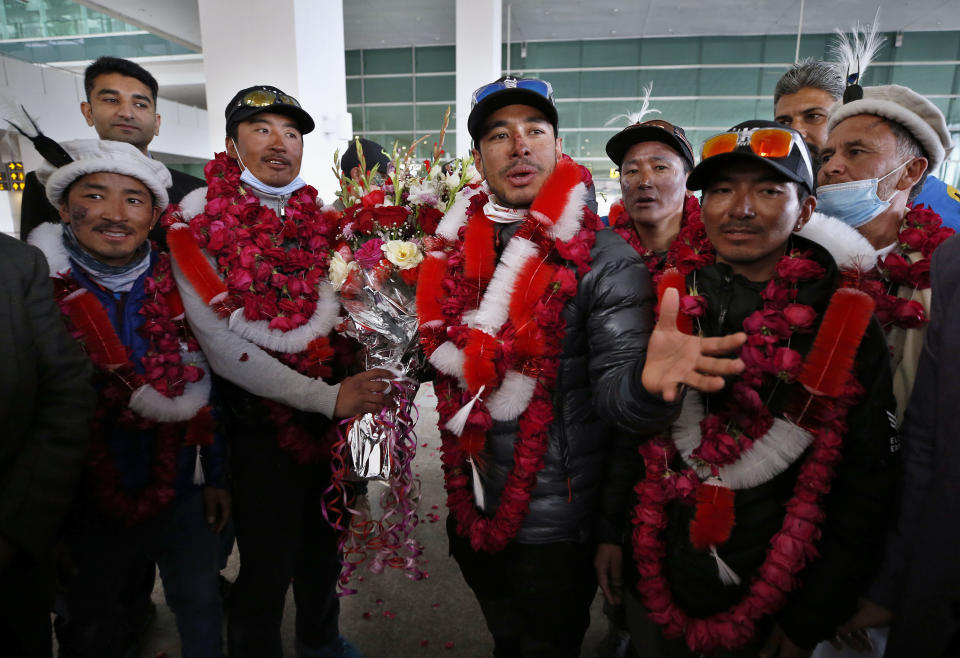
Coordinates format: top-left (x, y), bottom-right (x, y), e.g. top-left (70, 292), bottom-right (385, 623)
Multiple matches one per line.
top-left (54, 489), bottom-right (223, 658)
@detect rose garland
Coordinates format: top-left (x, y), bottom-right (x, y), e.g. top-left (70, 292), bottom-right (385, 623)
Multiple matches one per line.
top-left (610, 195), bottom-right (714, 287)
top-left (420, 161), bottom-right (601, 553)
top-left (632, 249), bottom-right (868, 653)
top-left (167, 153), bottom-right (347, 464)
top-left (52, 253), bottom-right (213, 525)
top-left (841, 204), bottom-right (953, 330)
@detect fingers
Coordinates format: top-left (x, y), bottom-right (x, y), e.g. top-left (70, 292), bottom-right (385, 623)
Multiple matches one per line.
top-left (700, 332), bottom-right (747, 356)
top-left (656, 287), bottom-right (680, 333)
top-left (693, 354), bottom-right (744, 378)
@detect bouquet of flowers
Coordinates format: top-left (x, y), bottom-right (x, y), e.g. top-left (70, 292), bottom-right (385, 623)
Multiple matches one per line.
top-left (324, 112), bottom-right (481, 589)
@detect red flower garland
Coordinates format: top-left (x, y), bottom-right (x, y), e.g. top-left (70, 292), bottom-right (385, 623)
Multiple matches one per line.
top-left (841, 204), bottom-right (953, 330)
top-left (167, 153), bottom-right (347, 464)
top-left (53, 253), bottom-right (211, 525)
top-left (426, 188), bottom-right (602, 553)
top-left (610, 195), bottom-right (715, 287)
top-left (631, 249), bottom-right (867, 654)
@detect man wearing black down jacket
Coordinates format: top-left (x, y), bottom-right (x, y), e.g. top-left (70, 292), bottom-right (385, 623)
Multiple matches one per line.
top-left (610, 121), bottom-right (899, 658)
top-left (415, 76), bottom-right (746, 657)
top-left (0, 233), bottom-right (94, 657)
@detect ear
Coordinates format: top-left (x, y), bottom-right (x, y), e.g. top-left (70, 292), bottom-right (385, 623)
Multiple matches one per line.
top-left (225, 135), bottom-right (238, 159)
top-left (554, 136), bottom-right (563, 162)
top-left (794, 194), bottom-right (817, 231)
top-left (58, 201), bottom-right (71, 224)
top-left (80, 101), bottom-right (94, 127)
top-left (154, 113), bottom-right (162, 137)
top-left (897, 156), bottom-right (928, 192)
top-left (472, 147), bottom-right (485, 180)
top-left (150, 206), bottom-right (162, 229)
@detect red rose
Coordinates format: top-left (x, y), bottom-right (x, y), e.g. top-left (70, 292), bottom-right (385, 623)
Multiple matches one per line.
top-left (361, 189), bottom-right (385, 208)
top-left (892, 299), bottom-right (927, 328)
top-left (899, 227), bottom-right (927, 252)
top-left (400, 264), bottom-right (420, 286)
top-left (880, 252), bottom-right (910, 281)
top-left (417, 206), bottom-right (443, 234)
top-left (783, 303), bottom-right (816, 331)
top-left (909, 258), bottom-right (931, 289)
top-left (679, 294), bottom-right (706, 317)
top-left (374, 205), bottom-right (410, 229)
top-left (773, 347), bottom-right (803, 380)
top-left (775, 256), bottom-right (825, 283)
top-left (760, 279), bottom-right (795, 306)
top-left (556, 235), bottom-right (592, 271)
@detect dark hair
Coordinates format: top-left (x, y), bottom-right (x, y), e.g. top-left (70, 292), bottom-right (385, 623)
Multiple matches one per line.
top-left (84, 57), bottom-right (159, 104)
top-left (885, 118), bottom-right (928, 203)
top-left (226, 122), bottom-right (239, 141)
top-left (774, 59), bottom-right (844, 107)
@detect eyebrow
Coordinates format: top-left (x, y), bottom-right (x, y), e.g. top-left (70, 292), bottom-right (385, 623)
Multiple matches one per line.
top-left (96, 88), bottom-right (153, 104)
top-left (483, 115), bottom-right (551, 134)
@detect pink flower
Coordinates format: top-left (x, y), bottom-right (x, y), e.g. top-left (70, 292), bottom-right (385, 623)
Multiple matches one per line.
top-left (783, 304), bottom-right (816, 331)
top-left (355, 238), bottom-right (385, 269)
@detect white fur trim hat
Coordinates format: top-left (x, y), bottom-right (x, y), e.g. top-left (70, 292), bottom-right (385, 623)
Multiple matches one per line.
top-left (37, 139), bottom-right (172, 210)
top-left (828, 84), bottom-right (953, 170)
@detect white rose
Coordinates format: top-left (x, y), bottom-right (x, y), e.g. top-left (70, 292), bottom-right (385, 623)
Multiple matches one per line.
top-left (328, 251), bottom-right (357, 290)
top-left (381, 240), bottom-right (424, 270)
top-left (462, 162), bottom-right (481, 184)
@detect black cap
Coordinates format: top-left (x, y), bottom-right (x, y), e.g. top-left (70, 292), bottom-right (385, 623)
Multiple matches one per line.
top-left (606, 119), bottom-right (695, 169)
top-left (467, 76), bottom-right (559, 142)
top-left (225, 85), bottom-right (315, 135)
top-left (686, 120), bottom-right (814, 193)
top-left (340, 138), bottom-right (390, 177)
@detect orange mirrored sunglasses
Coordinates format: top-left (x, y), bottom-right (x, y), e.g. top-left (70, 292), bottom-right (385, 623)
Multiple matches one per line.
top-left (701, 127), bottom-right (798, 161)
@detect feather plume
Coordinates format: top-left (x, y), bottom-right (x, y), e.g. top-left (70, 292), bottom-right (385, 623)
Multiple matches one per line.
top-left (0, 100), bottom-right (73, 167)
top-left (830, 10), bottom-right (886, 88)
top-left (167, 224), bottom-right (229, 307)
top-left (657, 268), bottom-right (693, 335)
top-left (64, 289), bottom-right (128, 367)
top-left (604, 82), bottom-right (662, 127)
top-left (415, 253), bottom-right (448, 327)
top-left (690, 479), bottom-right (736, 551)
top-left (798, 288), bottom-right (875, 398)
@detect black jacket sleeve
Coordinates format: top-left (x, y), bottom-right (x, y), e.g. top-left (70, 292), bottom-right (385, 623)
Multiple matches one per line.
top-left (581, 230), bottom-right (680, 544)
top-left (0, 237), bottom-right (94, 558)
top-left (777, 318), bottom-right (900, 649)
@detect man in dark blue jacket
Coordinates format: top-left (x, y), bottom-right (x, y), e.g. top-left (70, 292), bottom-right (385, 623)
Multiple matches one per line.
top-left (26, 138), bottom-right (228, 658)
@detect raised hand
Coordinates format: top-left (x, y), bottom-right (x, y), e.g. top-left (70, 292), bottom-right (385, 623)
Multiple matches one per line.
top-left (641, 288), bottom-right (746, 402)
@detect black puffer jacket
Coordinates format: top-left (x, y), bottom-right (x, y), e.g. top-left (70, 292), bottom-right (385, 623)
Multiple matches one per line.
top-left (621, 236), bottom-right (900, 654)
top-left (480, 225), bottom-right (680, 545)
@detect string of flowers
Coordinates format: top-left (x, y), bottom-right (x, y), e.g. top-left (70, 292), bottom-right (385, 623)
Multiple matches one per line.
top-left (52, 253), bottom-right (213, 524)
top-left (841, 204), bottom-right (953, 330)
top-left (632, 249), bottom-right (869, 654)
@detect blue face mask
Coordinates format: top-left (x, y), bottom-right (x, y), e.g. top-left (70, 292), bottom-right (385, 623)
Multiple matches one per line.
top-left (815, 159), bottom-right (912, 229)
top-left (232, 139), bottom-right (306, 197)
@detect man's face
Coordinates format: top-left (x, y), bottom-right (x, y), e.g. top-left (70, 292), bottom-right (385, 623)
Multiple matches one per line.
top-left (818, 114), bottom-right (920, 201)
top-left (700, 160), bottom-right (814, 281)
top-left (472, 104), bottom-right (562, 209)
top-left (58, 172), bottom-right (160, 267)
top-left (226, 113), bottom-right (304, 188)
top-left (619, 141), bottom-right (688, 231)
top-left (81, 73), bottom-right (160, 153)
top-left (773, 87), bottom-right (836, 157)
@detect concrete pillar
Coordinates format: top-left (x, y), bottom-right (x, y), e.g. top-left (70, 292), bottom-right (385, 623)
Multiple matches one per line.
top-left (455, 0), bottom-right (502, 158)
top-left (197, 0), bottom-right (351, 200)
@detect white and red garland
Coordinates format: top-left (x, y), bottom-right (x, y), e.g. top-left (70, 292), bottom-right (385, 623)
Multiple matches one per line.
top-left (30, 224), bottom-right (213, 524)
top-left (632, 249), bottom-right (875, 654)
top-left (418, 158), bottom-right (600, 552)
top-left (165, 153), bottom-right (346, 463)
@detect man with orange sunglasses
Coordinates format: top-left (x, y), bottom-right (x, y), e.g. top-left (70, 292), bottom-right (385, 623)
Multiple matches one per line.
top-left (618, 119), bottom-right (898, 658)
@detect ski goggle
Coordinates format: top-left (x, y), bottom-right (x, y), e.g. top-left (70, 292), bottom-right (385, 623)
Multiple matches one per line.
top-left (701, 127), bottom-right (812, 177)
top-left (234, 88), bottom-right (301, 110)
top-left (471, 77), bottom-right (554, 107)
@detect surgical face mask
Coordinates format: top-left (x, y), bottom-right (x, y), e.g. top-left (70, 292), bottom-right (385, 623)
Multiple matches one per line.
top-left (231, 138), bottom-right (306, 197)
top-left (816, 159), bottom-right (912, 229)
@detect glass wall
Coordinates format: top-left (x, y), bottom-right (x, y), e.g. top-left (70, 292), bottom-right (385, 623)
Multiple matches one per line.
top-left (346, 31), bottom-right (960, 196)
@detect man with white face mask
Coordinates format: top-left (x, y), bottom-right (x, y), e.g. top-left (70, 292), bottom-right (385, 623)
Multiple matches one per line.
top-left (806, 84), bottom-right (954, 423)
top-left (169, 85), bottom-right (389, 658)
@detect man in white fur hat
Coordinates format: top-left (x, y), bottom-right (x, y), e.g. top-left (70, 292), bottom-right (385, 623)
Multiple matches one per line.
top-left (800, 83), bottom-right (954, 423)
top-left (26, 138), bottom-right (229, 657)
